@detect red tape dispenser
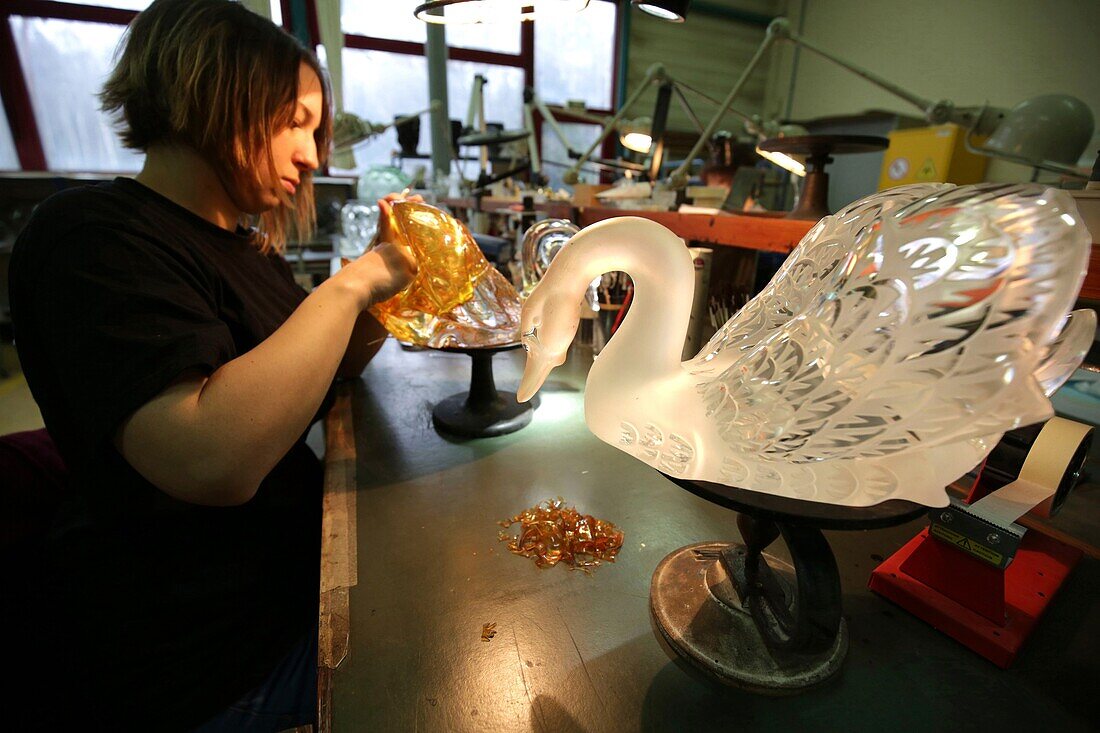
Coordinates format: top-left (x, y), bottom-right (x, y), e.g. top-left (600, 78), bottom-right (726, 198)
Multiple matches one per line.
top-left (869, 417), bottom-right (1093, 668)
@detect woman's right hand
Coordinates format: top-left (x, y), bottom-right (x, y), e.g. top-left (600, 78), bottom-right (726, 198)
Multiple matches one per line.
top-left (337, 240), bottom-right (417, 310)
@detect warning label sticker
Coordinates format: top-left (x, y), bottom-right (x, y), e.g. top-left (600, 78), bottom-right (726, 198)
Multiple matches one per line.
top-left (917, 157), bottom-right (938, 181)
top-left (930, 523), bottom-right (1003, 565)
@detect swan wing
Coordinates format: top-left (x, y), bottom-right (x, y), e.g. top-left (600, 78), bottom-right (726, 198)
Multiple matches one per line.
top-left (688, 184), bottom-right (950, 375)
top-left (1034, 309), bottom-right (1097, 397)
top-left (698, 184), bottom-right (1091, 464)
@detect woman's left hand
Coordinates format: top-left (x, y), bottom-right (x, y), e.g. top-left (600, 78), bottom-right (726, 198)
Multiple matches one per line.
top-left (376, 191), bottom-right (424, 246)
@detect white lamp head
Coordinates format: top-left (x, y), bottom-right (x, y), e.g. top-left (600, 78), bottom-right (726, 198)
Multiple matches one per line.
top-left (631, 0), bottom-right (690, 22)
top-left (619, 117), bottom-right (654, 154)
top-left (979, 94), bottom-right (1095, 174)
top-left (415, 0), bottom-right (591, 24)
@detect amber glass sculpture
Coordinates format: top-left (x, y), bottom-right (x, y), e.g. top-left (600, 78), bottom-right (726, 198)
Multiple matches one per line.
top-left (368, 201), bottom-right (521, 348)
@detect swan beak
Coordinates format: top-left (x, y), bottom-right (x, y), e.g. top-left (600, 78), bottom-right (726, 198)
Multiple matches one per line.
top-left (517, 356), bottom-right (554, 403)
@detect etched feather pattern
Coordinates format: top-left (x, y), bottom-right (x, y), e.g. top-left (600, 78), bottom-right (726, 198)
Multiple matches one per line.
top-left (696, 184), bottom-right (1091, 477)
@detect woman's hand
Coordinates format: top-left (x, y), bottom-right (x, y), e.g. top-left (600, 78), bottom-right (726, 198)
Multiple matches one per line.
top-left (376, 192), bottom-right (424, 248)
top-left (340, 241), bottom-right (417, 310)
top-left (334, 192), bottom-right (425, 310)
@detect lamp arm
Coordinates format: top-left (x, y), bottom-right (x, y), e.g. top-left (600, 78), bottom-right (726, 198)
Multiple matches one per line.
top-left (667, 24), bottom-right (782, 188)
top-left (778, 24), bottom-right (938, 117)
top-left (464, 75), bottom-right (484, 131)
top-left (671, 85), bottom-right (708, 135)
top-left (781, 24), bottom-right (1015, 135)
top-left (524, 102), bottom-right (542, 179)
top-left (563, 63), bottom-right (668, 184)
top-left (531, 92), bottom-right (583, 154)
top-left (390, 101), bottom-right (442, 132)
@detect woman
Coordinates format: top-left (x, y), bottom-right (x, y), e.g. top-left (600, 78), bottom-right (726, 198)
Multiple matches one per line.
top-left (5, 0), bottom-right (415, 729)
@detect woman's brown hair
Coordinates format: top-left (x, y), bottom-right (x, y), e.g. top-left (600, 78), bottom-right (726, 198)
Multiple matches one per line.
top-left (100, 0), bottom-right (332, 253)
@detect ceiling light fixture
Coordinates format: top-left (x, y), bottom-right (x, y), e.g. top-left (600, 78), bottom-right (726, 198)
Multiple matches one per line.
top-left (631, 0), bottom-right (690, 23)
top-left (414, 0), bottom-right (590, 24)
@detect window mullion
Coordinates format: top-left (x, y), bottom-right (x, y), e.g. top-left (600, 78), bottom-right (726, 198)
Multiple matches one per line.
top-left (0, 15), bottom-right (46, 170)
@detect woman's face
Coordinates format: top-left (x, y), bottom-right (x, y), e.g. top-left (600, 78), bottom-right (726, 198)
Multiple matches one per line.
top-left (235, 62), bottom-right (323, 214)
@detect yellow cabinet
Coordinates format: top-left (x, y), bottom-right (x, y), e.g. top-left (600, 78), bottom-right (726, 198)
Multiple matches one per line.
top-left (879, 123), bottom-right (988, 190)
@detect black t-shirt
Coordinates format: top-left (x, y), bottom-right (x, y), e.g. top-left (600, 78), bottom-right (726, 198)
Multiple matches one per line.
top-left (6, 178), bottom-right (328, 730)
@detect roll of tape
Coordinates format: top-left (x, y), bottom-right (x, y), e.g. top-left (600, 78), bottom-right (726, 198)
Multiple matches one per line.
top-left (971, 417), bottom-right (1092, 523)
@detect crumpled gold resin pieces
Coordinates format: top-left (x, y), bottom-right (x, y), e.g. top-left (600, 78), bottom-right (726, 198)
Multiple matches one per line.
top-left (368, 201), bottom-right (521, 348)
top-left (498, 497), bottom-right (624, 572)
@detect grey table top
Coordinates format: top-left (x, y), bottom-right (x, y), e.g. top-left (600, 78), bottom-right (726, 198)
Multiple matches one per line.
top-left (320, 338), bottom-right (1099, 733)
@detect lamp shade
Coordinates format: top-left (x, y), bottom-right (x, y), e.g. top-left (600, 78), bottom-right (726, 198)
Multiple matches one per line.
top-left (619, 117), bottom-right (653, 153)
top-left (631, 0), bottom-right (690, 22)
top-left (983, 94), bottom-right (1095, 170)
top-left (415, 0), bottom-right (591, 24)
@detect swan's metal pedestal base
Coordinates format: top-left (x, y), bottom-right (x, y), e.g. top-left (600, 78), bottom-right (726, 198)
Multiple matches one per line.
top-left (430, 344), bottom-right (533, 438)
top-left (654, 474), bottom-right (927, 695)
top-left (651, 541), bottom-right (848, 694)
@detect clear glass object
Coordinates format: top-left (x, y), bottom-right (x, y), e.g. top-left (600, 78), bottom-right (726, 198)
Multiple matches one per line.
top-left (520, 218), bottom-right (600, 310)
top-left (357, 165), bottom-right (410, 201)
top-left (517, 183), bottom-right (1096, 508)
top-left (339, 200), bottom-right (379, 258)
top-left (368, 201), bottom-right (521, 348)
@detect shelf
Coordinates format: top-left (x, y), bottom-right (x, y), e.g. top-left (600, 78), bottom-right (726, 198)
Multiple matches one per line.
top-left (578, 207), bottom-right (814, 254)
top-left (441, 198), bottom-right (813, 254)
top-left (441, 196), bottom-right (573, 221)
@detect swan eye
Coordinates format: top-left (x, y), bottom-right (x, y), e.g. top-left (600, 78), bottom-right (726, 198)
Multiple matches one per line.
top-left (521, 325), bottom-right (539, 352)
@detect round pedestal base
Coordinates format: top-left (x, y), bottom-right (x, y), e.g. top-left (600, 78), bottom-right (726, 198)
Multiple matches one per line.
top-left (650, 541), bottom-right (848, 695)
top-left (431, 391), bottom-right (532, 438)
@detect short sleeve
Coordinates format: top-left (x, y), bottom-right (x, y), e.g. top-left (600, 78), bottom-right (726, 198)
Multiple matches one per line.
top-left (34, 226), bottom-right (235, 449)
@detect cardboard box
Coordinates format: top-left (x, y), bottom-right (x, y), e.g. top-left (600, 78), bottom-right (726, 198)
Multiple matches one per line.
top-left (571, 183), bottom-right (612, 207)
top-left (879, 123), bottom-right (988, 190)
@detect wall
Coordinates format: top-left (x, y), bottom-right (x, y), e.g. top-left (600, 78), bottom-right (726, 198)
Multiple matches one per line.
top-left (773, 0), bottom-right (1100, 182)
top-left (624, 0), bottom-right (782, 146)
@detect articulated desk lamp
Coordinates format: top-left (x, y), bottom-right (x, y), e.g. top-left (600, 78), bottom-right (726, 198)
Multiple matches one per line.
top-left (331, 102), bottom-right (442, 170)
top-left (456, 74), bottom-right (531, 191)
top-left (560, 62), bottom-right (722, 185)
top-left (666, 17), bottom-right (1095, 201)
top-left (524, 88), bottom-right (655, 184)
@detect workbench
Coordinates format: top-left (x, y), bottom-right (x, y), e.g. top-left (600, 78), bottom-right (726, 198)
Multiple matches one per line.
top-left (317, 339), bottom-right (1099, 733)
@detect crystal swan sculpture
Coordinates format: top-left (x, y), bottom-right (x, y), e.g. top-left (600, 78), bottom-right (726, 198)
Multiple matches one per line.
top-left (517, 184), bottom-right (1095, 507)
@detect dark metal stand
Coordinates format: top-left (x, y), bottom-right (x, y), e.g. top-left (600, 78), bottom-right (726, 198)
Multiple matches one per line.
top-left (651, 475), bottom-right (925, 693)
top-left (430, 343), bottom-right (533, 438)
top-left (757, 135), bottom-right (889, 221)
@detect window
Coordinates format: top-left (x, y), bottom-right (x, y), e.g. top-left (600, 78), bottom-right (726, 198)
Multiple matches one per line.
top-left (0, 0), bottom-right (286, 172)
top-left (58, 0), bottom-right (151, 9)
top-left (535, 0), bottom-right (615, 110)
top-left (10, 16), bottom-right (143, 172)
top-left (338, 0), bottom-right (617, 177)
top-left (0, 94), bottom-right (18, 171)
top-left (342, 1), bottom-right (522, 55)
top-left (542, 121), bottom-right (602, 189)
top-left (0, 1), bottom-right (616, 174)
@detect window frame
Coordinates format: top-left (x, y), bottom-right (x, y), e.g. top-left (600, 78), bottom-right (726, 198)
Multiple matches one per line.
top-left (0, 0), bottom-right (619, 174)
top-left (342, 1), bottom-right (621, 179)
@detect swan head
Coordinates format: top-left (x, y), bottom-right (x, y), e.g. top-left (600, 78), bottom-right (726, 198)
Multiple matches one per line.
top-left (516, 285), bottom-right (581, 402)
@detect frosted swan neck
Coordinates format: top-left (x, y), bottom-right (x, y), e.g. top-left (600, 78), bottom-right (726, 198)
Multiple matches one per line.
top-left (554, 217), bottom-right (695, 373)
